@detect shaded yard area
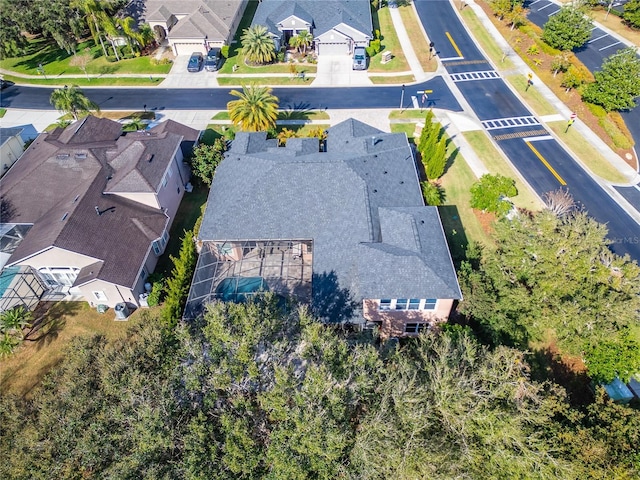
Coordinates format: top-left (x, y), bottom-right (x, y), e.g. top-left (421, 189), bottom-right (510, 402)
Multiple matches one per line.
top-left (0, 302), bottom-right (154, 397)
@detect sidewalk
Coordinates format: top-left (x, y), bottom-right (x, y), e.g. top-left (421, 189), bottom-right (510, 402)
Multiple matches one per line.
top-left (387, 6), bottom-right (429, 82)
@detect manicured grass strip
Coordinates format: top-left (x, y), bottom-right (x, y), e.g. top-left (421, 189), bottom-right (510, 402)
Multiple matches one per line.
top-left (439, 150), bottom-right (495, 255)
top-left (506, 75), bottom-right (557, 116)
top-left (547, 121), bottom-right (630, 184)
top-left (1, 74), bottom-right (161, 87)
top-left (459, 7), bottom-right (515, 71)
top-left (390, 123), bottom-right (416, 143)
top-left (398, 5), bottom-right (438, 72)
top-left (0, 108), bottom-right (6, 118)
top-left (462, 130), bottom-right (544, 211)
top-left (389, 109), bottom-right (430, 120)
top-left (369, 7), bottom-right (411, 73)
top-left (217, 76), bottom-right (312, 86)
top-left (278, 110), bottom-right (330, 121)
top-left (370, 74), bottom-right (415, 84)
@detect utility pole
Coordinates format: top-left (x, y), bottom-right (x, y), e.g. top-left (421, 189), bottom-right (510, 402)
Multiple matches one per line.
top-left (400, 84), bottom-right (405, 110)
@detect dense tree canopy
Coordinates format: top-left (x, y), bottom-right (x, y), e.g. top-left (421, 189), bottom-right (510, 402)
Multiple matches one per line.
top-left (582, 47), bottom-right (640, 112)
top-left (542, 6), bottom-right (593, 51)
top-left (1, 297), bottom-right (639, 478)
top-left (459, 209), bottom-right (640, 381)
top-left (623, 0), bottom-right (640, 29)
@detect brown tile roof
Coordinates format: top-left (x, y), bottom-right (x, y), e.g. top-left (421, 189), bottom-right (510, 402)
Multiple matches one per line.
top-left (1, 116), bottom-right (183, 288)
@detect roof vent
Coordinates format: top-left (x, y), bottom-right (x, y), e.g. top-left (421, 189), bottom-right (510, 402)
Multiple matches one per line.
top-left (95, 206), bottom-right (101, 216)
top-left (147, 154), bottom-right (154, 163)
top-left (61, 212), bottom-right (69, 221)
top-left (56, 154), bottom-right (70, 160)
top-left (75, 152), bottom-right (87, 159)
top-left (73, 195), bottom-right (80, 203)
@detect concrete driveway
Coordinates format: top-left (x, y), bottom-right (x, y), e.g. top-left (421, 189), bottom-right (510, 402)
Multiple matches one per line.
top-left (159, 55), bottom-right (219, 88)
top-left (312, 55), bottom-right (372, 86)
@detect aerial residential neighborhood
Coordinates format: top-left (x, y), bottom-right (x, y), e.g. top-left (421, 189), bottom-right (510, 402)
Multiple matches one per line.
top-left (1, 0), bottom-right (640, 477)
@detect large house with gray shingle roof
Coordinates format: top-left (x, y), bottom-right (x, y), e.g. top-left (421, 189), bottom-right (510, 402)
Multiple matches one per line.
top-left (0, 116), bottom-right (198, 310)
top-left (252, 0), bottom-right (373, 55)
top-left (138, 0), bottom-right (248, 55)
top-left (185, 119), bottom-right (461, 338)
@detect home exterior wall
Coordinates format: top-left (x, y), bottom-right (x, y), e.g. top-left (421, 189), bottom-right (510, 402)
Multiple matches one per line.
top-left (11, 246), bottom-right (99, 271)
top-left (78, 279), bottom-right (135, 308)
top-left (279, 15), bottom-right (312, 34)
top-left (363, 298), bottom-right (454, 338)
top-left (110, 191), bottom-right (159, 210)
top-left (1, 134), bottom-right (24, 175)
top-left (156, 153), bottom-right (186, 223)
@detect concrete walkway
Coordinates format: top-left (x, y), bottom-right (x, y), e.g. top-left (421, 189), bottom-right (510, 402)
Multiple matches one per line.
top-left (388, 6), bottom-right (429, 82)
top-left (312, 55), bottom-right (371, 86)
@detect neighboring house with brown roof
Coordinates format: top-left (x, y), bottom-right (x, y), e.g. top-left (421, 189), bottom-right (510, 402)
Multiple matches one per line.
top-left (0, 116), bottom-right (199, 309)
top-left (185, 119), bottom-right (462, 338)
top-left (137, 0), bottom-right (248, 55)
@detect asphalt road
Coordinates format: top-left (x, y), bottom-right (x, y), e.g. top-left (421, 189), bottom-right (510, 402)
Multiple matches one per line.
top-left (0, 76), bottom-right (462, 113)
top-left (524, 0), bottom-right (640, 157)
top-left (414, 0), bottom-right (640, 259)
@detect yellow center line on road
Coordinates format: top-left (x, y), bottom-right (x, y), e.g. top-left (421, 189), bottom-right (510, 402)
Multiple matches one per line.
top-left (445, 32), bottom-right (463, 58)
top-left (525, 140), bottom-right (567, 186)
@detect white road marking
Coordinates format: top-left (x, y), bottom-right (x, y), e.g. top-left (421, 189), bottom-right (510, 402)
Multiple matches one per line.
top-left (440, 56), bottom-right (464, 61)
top-left (634, 184), bottom-right (640, 193)
top-left (548, 9), bottom-right (561, 15)
top-left (481, 116), bottom-right (541, 130)
top-left (588, 34), bottom-right (609, 44)
top-left (599, 41), bottom-right (621, 51)
top-left (450, 70), bottom-right (500, 82)
top-left (522, 135), bottom-right (553, 142)
top-left (537, 3), bottom-right (554, 10)
top-left (411, 96), bottom-right (419, 109)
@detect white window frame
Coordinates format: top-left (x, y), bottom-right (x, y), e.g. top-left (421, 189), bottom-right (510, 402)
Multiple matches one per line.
top-left (378, 298), bottom-right (438, 311)
top-left (405, 323), bottom-right (429, 334)
top-left (93, 290), bottom-right (108, 302)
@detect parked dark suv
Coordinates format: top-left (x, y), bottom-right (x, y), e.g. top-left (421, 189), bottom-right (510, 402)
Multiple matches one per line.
top-left (352, 46), bottom-right (367, 70)
top-left (204, 48), bottom-right (221, 72)
top-left (187, 52), bottom-right (204, 72)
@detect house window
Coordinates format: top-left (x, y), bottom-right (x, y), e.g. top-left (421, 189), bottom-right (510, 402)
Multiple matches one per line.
top-left (140, 267), bottom-right (147, 281)
top-left (93, 291), bottom-right (108, 302)
top-left (167, 165), bottom-right (173, 178)
top-left (38, 267), bottom-right (79, 287)
top-left (162, 175), bottom-right (168, 188)
top-left (378, 298), bottom-right (438, 311)
top-left (405, 323), bottom-right (428, 334)
top-left (153, 241), bottom-right (161, 255)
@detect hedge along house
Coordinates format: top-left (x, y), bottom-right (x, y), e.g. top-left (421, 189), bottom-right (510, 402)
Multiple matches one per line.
top-left (0, 116), bottom-right (199, 310)
top-left (185, 119), bottom-right (462, 338)
top-left (138, 0), bottom-right (249, 55)
top-left (251, 0), bottom-right (372, 55)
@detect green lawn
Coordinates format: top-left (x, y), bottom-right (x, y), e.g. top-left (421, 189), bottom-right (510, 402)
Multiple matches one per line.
top-left (390, 123), bottom-right (417, 143)
top-left (1, 74), bottom-right (161, 87)
top-left (0, 108), bottom-right (6, 118)
top-left (439, 151), bottom-right (495, 256)
top-left (506, 75), bottom-right (557, 116)
top-left (398, 5), bottom-right (438, 72)
top-left (370, 74), bottom-right (415, 84)
top-left (0, 39), bottom-right (171, 77)
top-left (462, 131), bottom-right (544, 211)
top-left (368, 7), bottom-right (411, 73)
top-left (547, 121), bottom-right (631, 184)
top-left (155, 184), bottom-right (209, 276)
top-left (389, 109), bottom-right (431, 120)
top-left (459, 7), bottom-right (515, 71)
top-left (217, 75), bottom-right (313, 86)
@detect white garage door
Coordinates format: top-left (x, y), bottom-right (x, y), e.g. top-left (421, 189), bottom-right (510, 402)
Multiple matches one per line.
top-left (173, 42), bottom-right (205, 56)
top-left (318, 42), bottom-right (349, 55)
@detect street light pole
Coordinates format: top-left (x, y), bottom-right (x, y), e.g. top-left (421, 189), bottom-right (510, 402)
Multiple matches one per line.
top-left (400, 84), bottom-right (405, 110)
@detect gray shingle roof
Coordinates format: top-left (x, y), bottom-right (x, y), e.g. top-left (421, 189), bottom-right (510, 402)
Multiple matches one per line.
top-left (252, 0), bottom-right (372, 39)
top-left (198, 118), bottom-right (461, 306)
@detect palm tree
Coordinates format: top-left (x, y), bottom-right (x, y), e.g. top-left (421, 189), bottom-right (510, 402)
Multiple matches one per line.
top-left (0, 306), bottom-right (32, 346)
top-left (241, 25), bottom-right (276, 65)
top-left (71, 0), bottom-right (110, 58)
top-left (50, 85), bottom-right (100, 121)
top-left (227, 85), bottom-right (279, 132)
top-left (289, 30), bottom-right (313, 54)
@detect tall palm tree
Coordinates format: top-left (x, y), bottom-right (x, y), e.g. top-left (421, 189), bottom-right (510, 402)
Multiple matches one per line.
top-left (289, 30), bottom-right (313, 54)
top-left (227, 85), bottom-right (279, 132)
top-left (71, 0), bottom-right (110, 58)
top-left (50, 85), bottom-right (100, 121)
top-left (241, 25), bottom-right (276, 65)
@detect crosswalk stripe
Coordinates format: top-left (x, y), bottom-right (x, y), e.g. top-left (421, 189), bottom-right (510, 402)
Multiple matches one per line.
top-left (482, 116), bottom-right (540, 130)
top-left (443, 59), bottom-right (488, 66)
top-left (450, 70), bottom-right (499, 82)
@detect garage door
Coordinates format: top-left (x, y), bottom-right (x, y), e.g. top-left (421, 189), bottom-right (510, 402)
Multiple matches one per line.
top-left (173, 42), bottom-right (205, 56)
top-left (318, 42), bottom-right (349, 55)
